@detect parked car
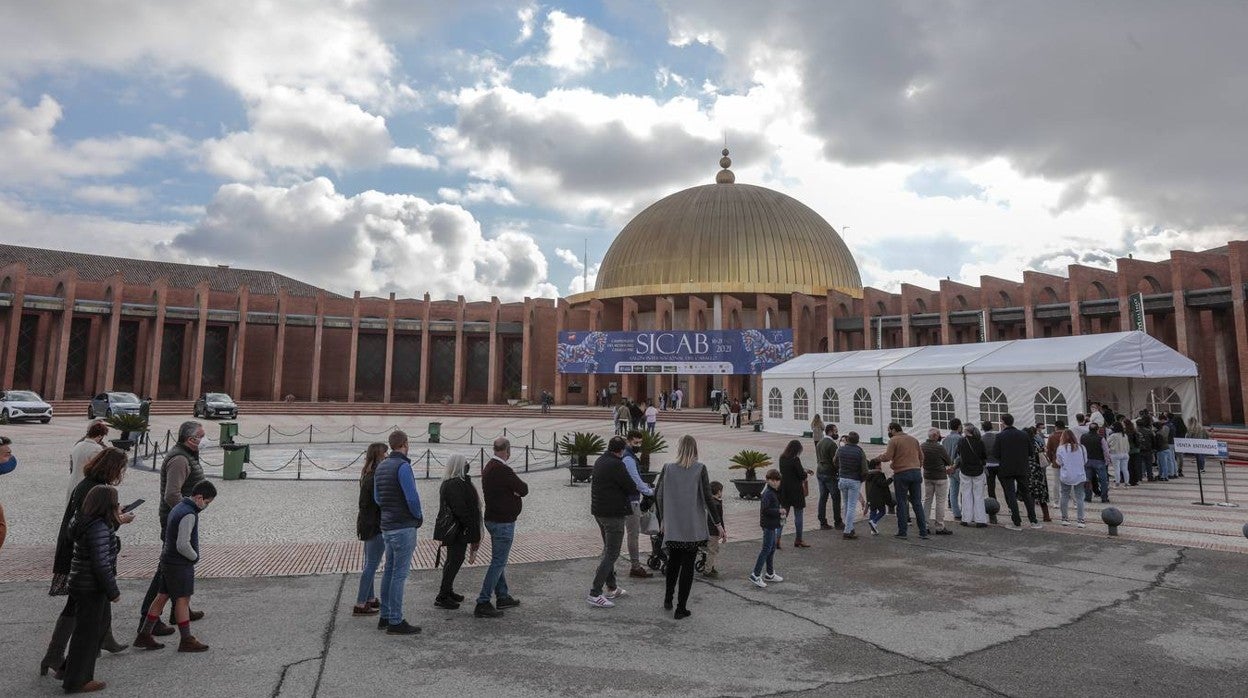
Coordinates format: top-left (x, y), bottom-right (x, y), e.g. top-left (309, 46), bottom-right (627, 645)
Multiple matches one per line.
top-left (194, 392), bottom-right (238, 419)
top-left (88, 391), bottom-right (142, 419)
top-left (0, 389), bottom-right (53, 423)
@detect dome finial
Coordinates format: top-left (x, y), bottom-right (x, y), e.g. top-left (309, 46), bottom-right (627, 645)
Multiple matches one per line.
top-left (716, 145), bottom-right (735, 184)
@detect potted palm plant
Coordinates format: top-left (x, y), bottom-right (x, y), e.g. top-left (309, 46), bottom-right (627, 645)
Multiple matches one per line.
top-left (106, 413), bottom-right (148, 451)
top-left (636, 431), bottom-right (667, 485)
top-left (559, 431), bottom-right (606, 483)
top-left (729, 449), bottom-right (772, 499)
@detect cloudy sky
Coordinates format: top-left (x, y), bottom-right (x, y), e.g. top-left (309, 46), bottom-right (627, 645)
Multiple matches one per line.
top-left (2, 1), bottom-right (1246, 300)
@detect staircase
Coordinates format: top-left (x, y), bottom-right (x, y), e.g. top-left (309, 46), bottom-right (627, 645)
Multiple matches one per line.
top-left (1208, 425), bottom-right (1248, 465)
top-left (49, 400), bottom-right (722, 424)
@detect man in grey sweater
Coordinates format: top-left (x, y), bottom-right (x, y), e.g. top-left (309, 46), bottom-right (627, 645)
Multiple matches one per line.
top-left (815, 425), bottom-right (843, 530)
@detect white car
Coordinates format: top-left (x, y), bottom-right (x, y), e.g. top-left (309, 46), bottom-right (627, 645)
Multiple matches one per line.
top-left (0, 389), bottom-right (54, 424)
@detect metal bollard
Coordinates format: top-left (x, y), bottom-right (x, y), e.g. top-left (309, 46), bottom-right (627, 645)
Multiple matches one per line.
top-left (267, 425), bottom-right (272, 445)
top-left (297, 451), bottom-right (303, 481)
top-left (1101, 507), bottom-right (1123, 536)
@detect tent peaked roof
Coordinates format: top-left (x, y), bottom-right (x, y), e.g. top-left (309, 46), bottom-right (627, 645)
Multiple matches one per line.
top-left (765, 331), bottom-right (1197, 380)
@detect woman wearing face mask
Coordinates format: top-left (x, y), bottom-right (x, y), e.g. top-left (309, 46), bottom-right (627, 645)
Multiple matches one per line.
top-left (433, 454), bottom-right (482, 610)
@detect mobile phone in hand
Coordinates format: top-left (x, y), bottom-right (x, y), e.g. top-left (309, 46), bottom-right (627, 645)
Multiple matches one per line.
top-left (122, 498), bottom-right (145, 513)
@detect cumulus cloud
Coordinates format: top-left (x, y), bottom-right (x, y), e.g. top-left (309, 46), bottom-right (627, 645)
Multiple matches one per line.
top-left (171, 178), bottom-right (556, 300)
top-left (0, 195), bottom-right (182, 257)
top-left (540, 10), bottom-right (612, 76)
top-left (661, 0), bottom-right (1248, 232)
top-left (0, 95), bottom-right (181, 186)
top-left (516, 4), bottom-right (538, 44)
top-left (437, 181), bottom-right (519, 206)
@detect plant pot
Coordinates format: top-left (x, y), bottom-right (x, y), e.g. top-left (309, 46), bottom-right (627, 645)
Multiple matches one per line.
top-left (639, 471), bottom-right (658, 486)
top-left (732, 479), bottom-right (766, 500)
top-left (110, 438), bottom-right (135, 451)
top-left (569, 465), bottom-right (594, 483)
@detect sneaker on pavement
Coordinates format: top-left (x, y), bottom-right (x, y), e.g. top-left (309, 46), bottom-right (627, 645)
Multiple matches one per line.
top-left (1060, 519), bottom-right (1070, 526)
top-left (474, 603), bottom-right (504, 618)
top-left (868, 520), bottom-right (879, 535)
top-left (1030, 523), bottom-right (1044, 530)
top-left (1077, 520), bottom-right (1086, 528)
top-left (748, 574), bottom-right (767, 589)
top-left (762, 572), bottom-right (783, 583)
top-left (495, 596), bottom-right (521, 609)
top-left (629, 566), bottom-right (653, 578)
top-left (1007, 525), bottom-right (1023, 531)
top-left (385, 620), bottom-right (421, 636)
top-left (605, 587), bottom-right (627, 600)
top-left (586, 594), bottom-right (615, 608)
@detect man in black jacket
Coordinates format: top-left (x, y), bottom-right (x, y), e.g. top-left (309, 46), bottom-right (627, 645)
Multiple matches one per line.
top-left (587, 437), bottom-right (639, 608)
top-left (991, 414), bottom-right (1041, 530)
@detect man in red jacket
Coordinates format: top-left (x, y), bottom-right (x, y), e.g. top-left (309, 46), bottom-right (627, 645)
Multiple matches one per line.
top-left (474, 437), bottom-right (529, 618)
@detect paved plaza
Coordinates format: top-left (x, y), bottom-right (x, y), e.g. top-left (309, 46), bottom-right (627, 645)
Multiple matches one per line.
top-left (2, 413), bottom-right (1248, 696)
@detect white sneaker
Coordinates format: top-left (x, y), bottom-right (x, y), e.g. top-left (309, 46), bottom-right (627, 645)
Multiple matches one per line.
top-left (586, 594), bottom-right (614, 608)
top-left (1030, 523), bottom-right (1043, 530)
top-left (748, 574), bottom-right (767, 588)
top-left (1006, 525), bottom-right (1023, 531)
top-left (1060, 519), bottom-right (1070, 526)
top-left (1076, 520), bottom-right (1086, 528)
top-left (605, 586), bottom-right (627, 600)
top-left (868, 520), bottom-right (879, 535)
top-left (763, 572), bottom-right (784, 583)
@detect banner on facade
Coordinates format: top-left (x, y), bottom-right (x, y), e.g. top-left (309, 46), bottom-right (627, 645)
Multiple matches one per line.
top-left (977, 310), bottom-right (988, 342)
top-left (874, 317), bottom-right (883, 350)
top-left (556, 329), bottom-right (794, 375)
top-left (1128, 292), bottom-right (1147, 332)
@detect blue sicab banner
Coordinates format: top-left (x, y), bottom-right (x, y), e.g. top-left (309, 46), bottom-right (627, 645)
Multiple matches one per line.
top-left (557, 329), bottom-right (795, 375)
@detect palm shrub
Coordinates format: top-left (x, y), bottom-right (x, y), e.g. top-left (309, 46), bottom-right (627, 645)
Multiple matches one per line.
top-left (559, 431), bottom-right (607, 466)
top-left (637, 430), bottom-right (667, 472)
top-left (728, 449), bottom-right (772, 481)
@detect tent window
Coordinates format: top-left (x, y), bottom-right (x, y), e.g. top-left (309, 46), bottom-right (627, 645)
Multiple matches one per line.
top-left (979, 387), bottom-right (1009, 426)
top-left (1033, 387), bottom-right (1067, 429)
top-left (853, 388), bottom-right (873, 425)
top-left (890, 388), bottom-right (913, 428)
top-left (821, 388), bottom-right (841, 424)
top-left (793, 388), bottom-right (809, 421)
top-left (768, 387), bottom-right (783, 419)
top-left (930, 388), bottom-right (956, 428)
top-left (1148, 388), bottom-right (1181, 416)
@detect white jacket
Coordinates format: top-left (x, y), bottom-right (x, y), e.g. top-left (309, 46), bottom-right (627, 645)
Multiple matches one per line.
top-left (1055, 444), bottom-right (1089, 486)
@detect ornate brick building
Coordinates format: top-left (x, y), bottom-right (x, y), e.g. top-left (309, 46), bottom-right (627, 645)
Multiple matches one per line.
top-left (3, 152), bottom-right (1246, 422)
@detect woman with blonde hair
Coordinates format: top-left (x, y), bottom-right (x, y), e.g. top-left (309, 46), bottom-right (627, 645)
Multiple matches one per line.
top-left (1186, 416), bottom-right (1210, 474)
top-left (655, 435), bottom-right (725, 619)
top-left (434, 454), bottom-right (482, 610)
top-left (352, 443), bottom-right (388, 616)
top-left (1055, 429), bottom-right (1088, 527)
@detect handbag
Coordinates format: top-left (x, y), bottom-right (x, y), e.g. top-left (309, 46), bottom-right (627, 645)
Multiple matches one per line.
top-left (432, 506), bottom-right (460, 544)
top-left (642, 510), bottom-right (661, 535)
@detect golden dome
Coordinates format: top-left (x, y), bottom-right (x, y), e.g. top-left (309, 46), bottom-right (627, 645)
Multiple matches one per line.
top-left (592, 153), bottom-right (862, 299)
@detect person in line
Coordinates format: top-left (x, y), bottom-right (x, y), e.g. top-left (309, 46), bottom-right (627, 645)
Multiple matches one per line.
top-left (777, 439), bottom-right (812, 547)
top-left (729, 398), bottom-right (742, 428)
top-left (622, 431), bottom-right (655, 579)
top-left (67, 421), bottom-right (108, 501)
top-left (863, 458), bottom-right (894, 535)
top-left (1080, 423), bottom-right (1111, 503)
top-left (749, 469), bottom-right (785, 588)
top-left (1124, 419), bottom-right (1142, 485)
top-left (134, 480), bottom-right (217, 652)
top-left (992, 414), bottom-right (1041, 531)
top-left (981, 420), bottom-right (1000, 501)
top-left (956, 424), bottom-right (989, 528)
top-left (435, 454), bottom-right (482, 610)
top-left (645, 401), bottom-right (658, 434)
top-left (1186, 417), bottom-right (1210, 474)
top-left (702, 481), bottom-right (725, 577)
top-left (1088, 402), bottom-right (1106, 429)
top-left (1107, 421), bottom-right (1130, 487)
top-left (60, 485), bottom-right (124, 694)
top-left (1071, 413), bottom-right (1090, 441)
top-left (476, 437), bottom-right (528, 618)
top-left (1155, 415), bottom-right (1176, 481)
top-left (1025, 426), bottom-right (1052, 522)
top-left (941, 419), bottom-right (964, 522)
top-left (920, 428), bottom-right (954, 535)
top-left (587, 437), bottom-right (639, 608)
top-left (719, 398), bottom-right (730, 426)
top-left (1054, 430), bottom-right (1088, 527)
top-left (655, 435), bottom-right (725, 618)
top-left (745, 396), bottom-right (755, 424)
top-left (351, 443), bottom-right (387, 616)
top-left (373, 430), bottom-right (423, 635)
top-left (615, 401), bottom-right (631, 436)
top-left (1136, 416), bottom-right (1158, 481)
top-left (810, 414), bottom-right (824, 451)
top-left (835, 431), bottom-right (868, 539)
top-left (1170, 412), bottom-right (1188, 477)
top-left (43, 448), bottom-right (134, 679)
top-left (1044, 420), bottom-right (1066, 501)
top-left (872, 423), bottom-right (928, 539)
top-left (137, 421), bottom-right (206, 637)
top-left (815, 424), bottom-right (843, 530)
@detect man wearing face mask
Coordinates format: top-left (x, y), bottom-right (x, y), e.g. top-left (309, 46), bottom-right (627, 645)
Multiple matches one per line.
top-left (0, 435), bottom-right (15, 551)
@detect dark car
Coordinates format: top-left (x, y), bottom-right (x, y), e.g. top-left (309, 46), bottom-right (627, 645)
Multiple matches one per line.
top-left (88, 391), bottom-right (142, 419)
top-left (194, 392), bottom-right (238, 420)
top-left (0, 389), bottom-right (54, 424)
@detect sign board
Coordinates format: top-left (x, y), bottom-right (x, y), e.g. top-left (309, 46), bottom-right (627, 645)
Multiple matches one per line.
top-left (873, 317), bottom-right (883, 350)
top-left (1173, 437), bottom-right (1223, 456)
top-left (1128, 292), bottom-right (1147, 332)
top-left (556, 329), bottom-right (794, 375)
top-left (977, 310), bottom-right (988, 342)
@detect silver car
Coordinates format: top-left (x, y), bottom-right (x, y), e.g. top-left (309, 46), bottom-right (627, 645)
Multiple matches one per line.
top-left (88, 391), bottom-right (142, 419)
top-left (0, 389), bottom-right (53, 424)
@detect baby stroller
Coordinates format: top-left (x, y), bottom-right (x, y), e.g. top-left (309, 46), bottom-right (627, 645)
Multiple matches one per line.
top-left (641, 496), bottom-right (708, 573)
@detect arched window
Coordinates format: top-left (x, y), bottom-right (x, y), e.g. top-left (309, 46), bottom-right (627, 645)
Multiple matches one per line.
top-left (979, 387), bottom-right (1009, 426)
top-left (853, 388), bottom-right (873, 425)
top-left (793, 388), bottom-right (809, 422)
top-left (821, 388), bottom-right (840, 424)
top-left (1033, 387), bottom-right (1067, 429)
top-left (1148, 387), bottom-right (1181, 416)
top-left (890, 388), bottom-right (913, 428)
top-left (930, 388), bottom-right (956, 428)
top-left (768, 387), bottom-right (783, 419)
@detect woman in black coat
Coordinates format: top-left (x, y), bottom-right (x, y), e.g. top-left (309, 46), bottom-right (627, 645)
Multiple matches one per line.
top-left (62, 484), bottom-right (123, 693)
top-left (434, 454), bottom-right (482, 609)
top-left (42, 448), bottom-right (132, 679)
top-left (777, 440), bottom-right (812, 548)
top-left (352, 443), bottom-right (387, 616)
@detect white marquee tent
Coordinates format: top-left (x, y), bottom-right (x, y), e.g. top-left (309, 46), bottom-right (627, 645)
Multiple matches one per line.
top-left (761, 331), bottom-right (1200, 440)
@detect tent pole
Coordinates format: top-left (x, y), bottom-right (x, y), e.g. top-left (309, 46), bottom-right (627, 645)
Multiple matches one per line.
top-left (1078, 361), bottom-right (1089, 419)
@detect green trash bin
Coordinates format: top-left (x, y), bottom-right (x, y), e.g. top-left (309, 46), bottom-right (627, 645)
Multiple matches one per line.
top-left (428, 422), bottom-right (441, 444)
top-left (222, 443), bottom-right (247, 480)
top-left (219, 422), bottom-right (239, 445)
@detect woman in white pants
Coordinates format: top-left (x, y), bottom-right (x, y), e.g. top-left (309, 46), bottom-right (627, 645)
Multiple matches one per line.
top-left (1107, 421), bottom-right (1130, 486)
top-left (1055, 430), bottom-right (1089, 527)
top-left (956, 424), bottom-right (990, 527)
